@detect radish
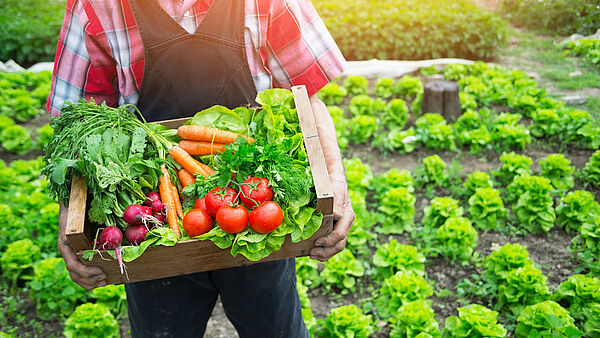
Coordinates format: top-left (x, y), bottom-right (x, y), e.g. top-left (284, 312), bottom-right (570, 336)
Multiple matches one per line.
top-left (144, 191), bottom-right (161, 206)
top-left (98, 226), bottom-right (125, 275)
top-left (98, 226), bottom-right (123, 250)
top-left (123, 204), bottom-right (152, 226)
top-left (125, 225), bottom-right (148, 245)
top-left (150, 200), bottom-right (164, 213)
top-left (153, 212), bottom-right (165, 224)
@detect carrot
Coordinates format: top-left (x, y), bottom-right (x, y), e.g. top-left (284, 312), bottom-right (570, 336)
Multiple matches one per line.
top-left (178, 140), bottom-right (226, 155)
top-left (177, 125), bottom-right (254, 144)
top-left (192, 157), bottom-right (214, 176)
top-left (171, 184), bottom-right (184, 219)
top-left (178, 169), bottom-right (196, 187)
top-left (159, 167), bottom-right (180, 239)
top-left (169, 145), bottom-right (209, 177)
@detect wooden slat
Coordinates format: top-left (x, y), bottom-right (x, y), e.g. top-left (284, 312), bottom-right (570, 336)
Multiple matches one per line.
top-left (292, 86), bottom-right (334, 215)
top-left (65, 175), bottom-right (91, 251)
top-left (292, 86), bottom-right (318, 138)
top-left (78, 216), bottom-right (334, 284)
top-left (156, 117), bottom-right (192, 129)
top-left (305, 137), bottom-right (334, 215)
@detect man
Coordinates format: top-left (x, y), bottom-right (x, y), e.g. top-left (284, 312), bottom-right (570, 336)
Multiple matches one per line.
top-left (49, 0), bottom-right (353, 336)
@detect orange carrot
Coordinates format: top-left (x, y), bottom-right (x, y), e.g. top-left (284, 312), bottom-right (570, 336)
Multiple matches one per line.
top-left (178, 169), bottom-right (196, 187)
top-left (171, 184), bottom-right (184, 219)
top-left (178, 140), bottom-right (226, 155)
top-left (159, 167), bottom-right (180, 239)
top-left (177, 125), bottom-right (254, 144)
top-left (169, 145), bottom-right (209, 177)
top-left (192, 157), bottom-right (214, 176)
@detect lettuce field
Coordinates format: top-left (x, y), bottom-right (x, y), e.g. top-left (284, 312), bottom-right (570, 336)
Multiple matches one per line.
top-left (1, 60), bottom-right (599, 337)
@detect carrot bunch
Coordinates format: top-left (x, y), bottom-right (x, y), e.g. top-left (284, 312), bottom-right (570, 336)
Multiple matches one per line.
top-left (159, 166), bottom-right (182, 239)
top-left (177, 125), bottom-right (254, 156)
top-left (159, 125), bottom-right (253, 238)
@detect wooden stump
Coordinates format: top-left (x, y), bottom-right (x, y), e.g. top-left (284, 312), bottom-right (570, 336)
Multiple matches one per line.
top-left (421, 80), bottom-right (461, 120)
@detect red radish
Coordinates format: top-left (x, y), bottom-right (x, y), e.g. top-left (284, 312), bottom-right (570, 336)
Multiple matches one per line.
top-left (123, 204), bottom-right (152, 226)
top-left (153, 212), bottom-right (165, 224)
top-left (98, 226), bottom-right (125, 275)
top-left (98, 226), bottom-right (123, 250)
top-left (151, 200), bottom-right (164, 213)
top-left (125, 225), bottom-right (149, 245)
top-left (144, 191), bottom-right (161, 206)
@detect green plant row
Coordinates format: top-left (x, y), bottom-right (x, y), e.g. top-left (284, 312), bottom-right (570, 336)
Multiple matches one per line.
top-left (0, 71), bottom-right (54, 155)
top-left (0, 71), bottom-right (51, 122)
top-left (308, 240), bottom-right (597, 337)
top-left (558, 39), bottom-right (600, 67)
top-left (315, 0), bottom-right (507, 61)
top-left (320, 63), bottom-right (600, 156)
top-left (498, 0), bottom-right (600, 36)
top-left (0, 157), bottom-right (127, 336)
top-left (0, 0), bottom-right (66, 67)
top-left (339, 151), bottom-right (600, 275)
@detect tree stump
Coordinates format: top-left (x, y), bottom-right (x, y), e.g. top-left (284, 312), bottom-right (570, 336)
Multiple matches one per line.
top-left (421, 80), bottom-right (461, 120)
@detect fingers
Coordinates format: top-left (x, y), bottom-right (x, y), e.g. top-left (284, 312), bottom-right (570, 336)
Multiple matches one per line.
top-left (330, 175), bottom-right (349, 220)
top-left (58, 240), bottom-right (107, 290)
top-left (309, 238), bottom-right (347, 262)
top-left (310, 203), bottom-right (355, 262)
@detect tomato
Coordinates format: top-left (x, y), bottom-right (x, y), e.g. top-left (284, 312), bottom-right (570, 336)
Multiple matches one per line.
top-left (205, 187), bottom-right (238, 217)
top-left (239, 177), bottom-right (273, 209)
top-left (194, 196), bottom-right (207, 211)
top-left (182, 209), bottom-right (213, 237)
top-left (216, 205), bottom-right (249, 234)
top-left (249, 201), bottom-right (284, 234)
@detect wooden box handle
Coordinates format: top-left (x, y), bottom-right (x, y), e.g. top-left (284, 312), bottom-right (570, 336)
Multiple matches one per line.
top-left (292, 85), bottom-right (334, 216)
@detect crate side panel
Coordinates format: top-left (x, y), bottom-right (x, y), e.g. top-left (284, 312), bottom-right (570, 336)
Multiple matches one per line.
top-left (66, 175), bottom-right (91, 251)
top-left (82, 214), bottom-right (333, 285)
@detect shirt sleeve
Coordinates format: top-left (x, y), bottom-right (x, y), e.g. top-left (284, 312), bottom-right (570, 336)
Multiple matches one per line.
top-left (265, 0), bottom-right (346, 97)
top-left (46, 0), bottom-right (118, 116)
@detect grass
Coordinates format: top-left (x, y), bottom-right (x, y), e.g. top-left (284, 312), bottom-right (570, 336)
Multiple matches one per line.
top-left (576, 96), bottom-right (600, 119)
top-left (541, 70), bottom-right (600, 91)
top-left (499, 28), bottom-right (600, 92)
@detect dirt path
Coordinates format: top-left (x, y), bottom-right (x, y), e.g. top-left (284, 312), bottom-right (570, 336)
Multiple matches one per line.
top-left (471, 0), bottom-right (499, 11)
top-left (470, 0), bottom-right (600, 117)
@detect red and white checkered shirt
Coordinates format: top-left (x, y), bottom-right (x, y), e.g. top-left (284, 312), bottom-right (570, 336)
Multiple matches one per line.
top-left (47, 0), bottom-right (346, 116)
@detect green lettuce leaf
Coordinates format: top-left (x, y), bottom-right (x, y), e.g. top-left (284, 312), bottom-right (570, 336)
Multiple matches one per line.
top-left (189, 105), bottom-right (248, 135)
top-left (120, 237), bottom-right (159, 262)
top-left (195, 226), bottom-right (234, 249)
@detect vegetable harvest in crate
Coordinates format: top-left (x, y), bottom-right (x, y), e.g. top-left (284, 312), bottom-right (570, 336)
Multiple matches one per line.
top-left (43, 89), bottom-right (323, 269)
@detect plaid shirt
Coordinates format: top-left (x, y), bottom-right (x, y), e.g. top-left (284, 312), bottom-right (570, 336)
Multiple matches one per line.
top-left (47, 0), bottom-right (346, 116)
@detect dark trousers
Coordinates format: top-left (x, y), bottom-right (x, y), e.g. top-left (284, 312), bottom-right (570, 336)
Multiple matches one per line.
top-left (124, 258), bottom-right (308, 338)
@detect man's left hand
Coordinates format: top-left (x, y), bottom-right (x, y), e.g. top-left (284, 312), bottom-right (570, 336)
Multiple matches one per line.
top-left (309, 174), bottom-right (354, 261)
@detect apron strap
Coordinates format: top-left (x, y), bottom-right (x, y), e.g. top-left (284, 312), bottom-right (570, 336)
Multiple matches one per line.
top-left (197, 0), bottom-right (245, 44)
top-left (128, 0), bottom-right (185, 46)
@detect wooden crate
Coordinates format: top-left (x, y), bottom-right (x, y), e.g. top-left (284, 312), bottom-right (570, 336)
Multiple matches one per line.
top-left (65, 85), bottom-right (334, 284)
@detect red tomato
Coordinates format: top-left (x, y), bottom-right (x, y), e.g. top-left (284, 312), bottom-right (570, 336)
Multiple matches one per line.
top-left (205, 187), bottom-right (238, 217)
top-left (239, 177), bottom-right (273, 209)
top-left (216, 205), bottom-right (249, 234)
top-left (249, 201), bottom-right (284, 234)
top-left (182, 209), bottom-right (213, 237)
top-left (194, 196), bottom-right (207, 211)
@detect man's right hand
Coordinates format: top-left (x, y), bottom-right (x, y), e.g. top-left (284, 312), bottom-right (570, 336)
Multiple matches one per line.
top-left (58, 204), bottom-right (107, 290)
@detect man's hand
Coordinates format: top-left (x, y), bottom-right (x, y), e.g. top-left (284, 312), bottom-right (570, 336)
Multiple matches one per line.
top-left (309, 174), bottom-right (354, 261)
top-left (58, 204), bottom-right (107, 290)
top-left (307, 94), bottom-right (354, 261)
